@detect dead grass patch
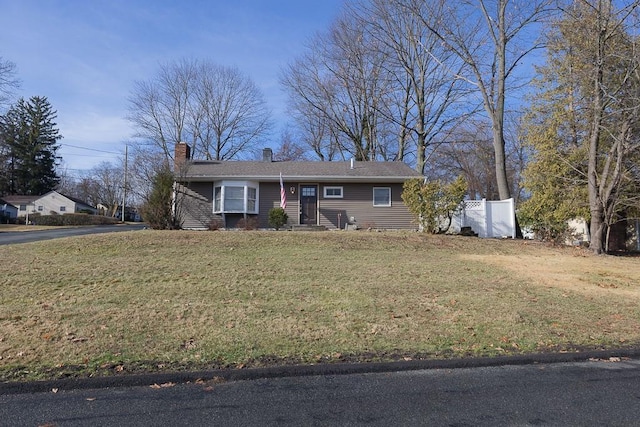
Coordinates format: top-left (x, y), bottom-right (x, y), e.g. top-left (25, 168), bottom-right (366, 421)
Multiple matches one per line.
top-left (1, 231), bottom-right (639, 381)
top-left (462, 248), bottom-right (640, 298)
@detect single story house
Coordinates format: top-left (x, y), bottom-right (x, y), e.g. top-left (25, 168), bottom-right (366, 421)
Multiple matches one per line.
top-left (3, 191), bottom-right (97, 217)
top-left (174, 143), bottom-right (423, 230)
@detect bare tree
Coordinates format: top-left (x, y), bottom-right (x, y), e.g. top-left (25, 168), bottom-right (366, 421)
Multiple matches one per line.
top-left (273, 127), bottom-right (310, 161)
top-left (286, 90), bottom-right (342, 161)
top-left (195, 64), bottom-right (273, 160)
top-left (281, 12), bottom-right (395, 161)
top-left (126, 144), bottom-right (169, 205)
top-left (355, 0), bottom-right (470, 173)
top-left (424, 118), bottom-right (526, 202)
top-left (127, 59), bottom-right (272, 164)
top-left (90, 162), bottom-right (124, 215)
top-left (405, 0), bottom-right (554, 199)
top-left (57, 162), bottom-right (124, 215)
top-left (0, 57), bottom-right (20, 108)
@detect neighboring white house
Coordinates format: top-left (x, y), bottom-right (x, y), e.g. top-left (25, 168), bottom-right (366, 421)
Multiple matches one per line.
top-left (3, 191), bottom-right (96, 217)
top-left (34, 191), bottom-right (96, 215)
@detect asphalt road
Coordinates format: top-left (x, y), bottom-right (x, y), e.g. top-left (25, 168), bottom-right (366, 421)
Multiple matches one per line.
top-left (2, 358), bottom-right (640, 426)
top-left (0, 224), bottom-right (146, 245)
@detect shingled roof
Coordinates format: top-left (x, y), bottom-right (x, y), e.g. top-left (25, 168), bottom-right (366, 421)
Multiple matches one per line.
top-left (1, 195), bottom-right (39, 206)
top-left (182, 160), bottom-right (422, 183)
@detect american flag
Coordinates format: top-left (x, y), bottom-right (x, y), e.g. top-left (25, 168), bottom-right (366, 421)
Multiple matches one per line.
top-left (279, 173), bottom-right (287, 209)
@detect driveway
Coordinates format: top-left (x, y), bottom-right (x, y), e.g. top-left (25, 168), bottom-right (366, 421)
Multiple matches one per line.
top-left (0, 224), bottom-right (146, 245)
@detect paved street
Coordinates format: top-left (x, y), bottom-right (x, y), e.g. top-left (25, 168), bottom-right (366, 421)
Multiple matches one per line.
top-left (2, 358), bottom-right (640, 426)
top-left (0, 224), bottom-right (145, 245)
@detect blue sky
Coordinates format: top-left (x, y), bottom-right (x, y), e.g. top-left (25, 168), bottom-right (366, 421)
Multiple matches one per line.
top-left (0, 0), bottom-right (344, 175)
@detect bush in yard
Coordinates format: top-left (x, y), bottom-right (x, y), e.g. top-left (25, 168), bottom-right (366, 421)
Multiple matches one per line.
top-left (237, 216), bottom-right (259, 230)
top-left (268, 207), bottom-right (288, 230)
top-left (34, 214), bottom-right (119, 226)
top-left (208, 217), bottom-right (223, 231)
top-left (402, 176), bottom-right (467, 234)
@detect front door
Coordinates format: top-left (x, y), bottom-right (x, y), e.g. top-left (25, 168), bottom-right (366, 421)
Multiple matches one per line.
top-left (300, 185), bottom-right (318, 225)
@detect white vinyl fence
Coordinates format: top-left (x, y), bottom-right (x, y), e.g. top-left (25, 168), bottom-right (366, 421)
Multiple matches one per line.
top-left (452, 198), bottom-right (516, 238)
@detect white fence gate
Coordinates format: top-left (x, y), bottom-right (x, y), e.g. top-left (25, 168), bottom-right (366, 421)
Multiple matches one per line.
top-left (452, 198), bottom-right (516, 238)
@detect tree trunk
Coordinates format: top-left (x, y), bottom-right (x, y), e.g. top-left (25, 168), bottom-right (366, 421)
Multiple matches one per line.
top-left (588, 3), bottom-right (607, 255)
top-left (492, 128), bottom-right (511, 200)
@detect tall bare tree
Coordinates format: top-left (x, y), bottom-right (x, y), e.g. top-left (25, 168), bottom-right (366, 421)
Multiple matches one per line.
top-left (195, 64), bottom-right (273, 160)
top-left (405, 0), bottom-right (553, 199)
top-left (281, 12), bottom-right (395, 161)
top-left (355, 0), bottom-right (469, 173)
top-left (127, 59), bottom-right (272, 164)
top-left (424, 117), bottom-right (527, 203)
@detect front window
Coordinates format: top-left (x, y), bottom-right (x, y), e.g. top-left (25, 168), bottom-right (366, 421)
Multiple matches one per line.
top-left (213, 181), bottom-right (259, 214)
top-left (373, 187), bottom-right (391, 207)
top-left (60, 206), bottom-right (66, 212)
top-left (224, 186), bottom-right (244, 211)
top-left (19, 204), bottom-right (26, 211)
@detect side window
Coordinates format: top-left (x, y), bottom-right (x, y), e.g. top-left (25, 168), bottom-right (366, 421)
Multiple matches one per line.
top-left (373, 187), bottom-right (391, 207)
top-left (214, 187), bottom-right (221, 212)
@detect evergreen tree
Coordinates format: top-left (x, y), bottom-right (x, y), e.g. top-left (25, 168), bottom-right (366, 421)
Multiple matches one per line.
top-left (0, 96), bottom-right (62, 195)
top-left (140, 166), bottom-right (178, 229)
top-left (520, 1), bottom-right (640, 252)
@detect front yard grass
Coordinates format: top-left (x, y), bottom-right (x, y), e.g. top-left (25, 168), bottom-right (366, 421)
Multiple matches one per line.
top-left (1, 230), bottom-right (639, 381)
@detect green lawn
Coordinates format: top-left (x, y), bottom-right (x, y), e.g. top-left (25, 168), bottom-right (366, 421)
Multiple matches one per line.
top-left (1, 230), bottom-right (639, 381)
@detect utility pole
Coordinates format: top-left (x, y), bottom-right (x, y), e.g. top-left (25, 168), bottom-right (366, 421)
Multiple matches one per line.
top-left (122, 145), bottom-right (128, 222)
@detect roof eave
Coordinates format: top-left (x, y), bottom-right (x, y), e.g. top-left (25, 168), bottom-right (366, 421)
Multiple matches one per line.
top-left (181, 175), bottom-right (418, 183)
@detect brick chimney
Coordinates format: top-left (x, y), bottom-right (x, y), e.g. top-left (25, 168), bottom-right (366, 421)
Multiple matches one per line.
top-left (175, 142), bottom-right (191, 171)
top-left (262, 147), bottom-right (273, 162)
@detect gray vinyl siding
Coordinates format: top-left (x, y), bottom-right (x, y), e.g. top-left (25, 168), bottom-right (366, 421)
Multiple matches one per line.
top-left (179, 182), bottom-right (215, 229)
top-left (258, 182), bottom-right (298, 228)
top-left (183, 181), bottom-right (416, 230)
top-left (258, 182), bottom-right (281, 227)
top-left (318, 183), bottom-right (415, 230)
top-left (188, 182), bottom-right (213, 200)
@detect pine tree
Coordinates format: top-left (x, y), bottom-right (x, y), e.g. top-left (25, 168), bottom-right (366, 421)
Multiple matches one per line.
top-left (0, 96), bottom-right (62, 195)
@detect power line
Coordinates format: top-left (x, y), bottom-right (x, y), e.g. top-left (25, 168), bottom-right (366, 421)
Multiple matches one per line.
top-left (59, 143), bottom-right (123, 155)
top-left (61, 153), bottom-right (117, 158)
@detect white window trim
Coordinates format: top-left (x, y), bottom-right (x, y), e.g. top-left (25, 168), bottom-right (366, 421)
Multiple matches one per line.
top-left (323, 186), bottom-right (343, 199)
top-left (213, 180), bottom-right (259, 214)
top-left (373, 187), bottom-right (391, 207)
